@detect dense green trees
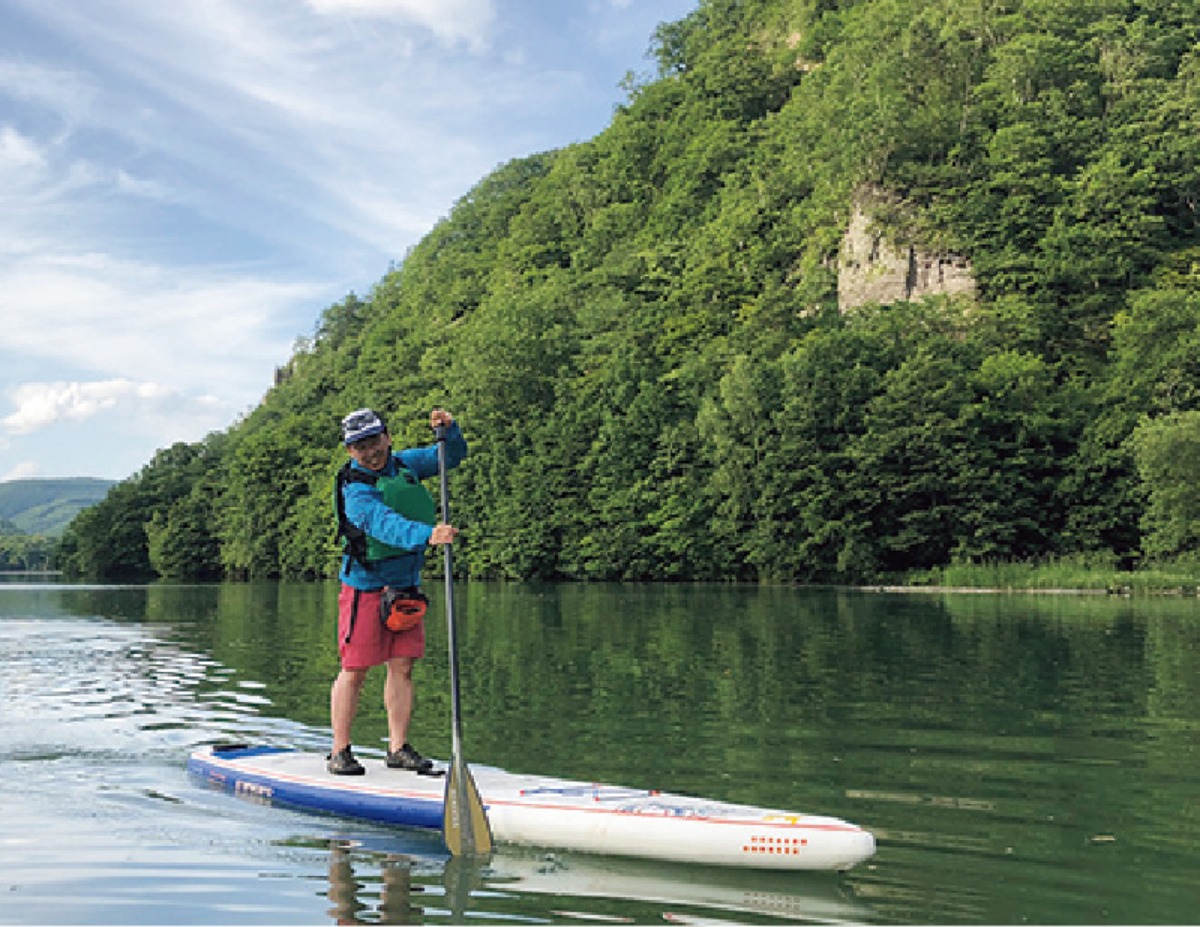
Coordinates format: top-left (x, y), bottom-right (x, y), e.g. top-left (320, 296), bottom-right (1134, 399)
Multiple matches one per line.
top-left (1132, 411), bottom-right (1200, 558)
top-left (59, 0), bottom-right (1200, 582)
top-left (0, 531), bottom-right (53, 572)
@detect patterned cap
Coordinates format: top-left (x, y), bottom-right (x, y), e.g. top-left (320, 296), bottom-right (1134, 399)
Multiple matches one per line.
top-left (341, 408), bottom-right (386, 446)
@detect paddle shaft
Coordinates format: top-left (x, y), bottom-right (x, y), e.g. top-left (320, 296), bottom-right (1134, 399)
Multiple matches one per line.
top-left (436, 428), bottom-right (466, 764)
top-left (435, 423), bottom-right (491, 857)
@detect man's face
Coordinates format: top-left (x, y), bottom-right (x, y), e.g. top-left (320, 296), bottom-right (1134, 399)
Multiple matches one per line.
top-left (347, 431), bottom-right (391, 471)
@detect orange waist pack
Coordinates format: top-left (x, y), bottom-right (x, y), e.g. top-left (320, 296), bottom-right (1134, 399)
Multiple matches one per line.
top-left (380, 585), bottom-right (428, 632)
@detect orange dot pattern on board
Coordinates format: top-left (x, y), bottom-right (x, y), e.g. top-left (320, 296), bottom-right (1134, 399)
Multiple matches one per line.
top-left (744, 835), bottom-right (809, 855)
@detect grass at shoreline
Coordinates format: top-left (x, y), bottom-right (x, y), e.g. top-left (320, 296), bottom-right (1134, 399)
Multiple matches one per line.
top-left (903, 554), bottom-right (1200, 595)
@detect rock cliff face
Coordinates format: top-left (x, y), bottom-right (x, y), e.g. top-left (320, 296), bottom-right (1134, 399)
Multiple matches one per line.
top-left (837, 197), bottom-right (976, 311)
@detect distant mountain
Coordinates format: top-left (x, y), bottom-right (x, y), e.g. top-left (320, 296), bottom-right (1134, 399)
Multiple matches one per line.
top-left (0, 478), bottom-right (115, 537)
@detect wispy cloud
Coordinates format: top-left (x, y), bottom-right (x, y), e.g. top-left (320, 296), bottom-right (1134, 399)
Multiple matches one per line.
top-left (0, 0), bottom-right (695, 480)
top-left (0, 252), bottom-right (318, 396)
top-left (0, 57), bottom-right (98, 120)
top-left (3, 1), bottom-right (540, 261)
top-left (0, 460), bottom-right (41, 483)
top-left (0, 126), bottom-right (44, 170)
top-left (1, 380), bottom-right (231, 482)
top-left (304, 0), bottom-right (497, 49)
top-left (4, 379), bottom-right (179, 434)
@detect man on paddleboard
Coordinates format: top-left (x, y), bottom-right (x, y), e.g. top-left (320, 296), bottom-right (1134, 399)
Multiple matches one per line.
top-left (329, 407), bottom-right (467, 776)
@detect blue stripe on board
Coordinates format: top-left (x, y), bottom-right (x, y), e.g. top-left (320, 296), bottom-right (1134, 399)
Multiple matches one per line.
top-left (188, 749), bottom-right (445, 831)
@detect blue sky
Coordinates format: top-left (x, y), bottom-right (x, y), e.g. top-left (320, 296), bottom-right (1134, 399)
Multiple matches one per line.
top-left (0, 0), bottom-right (696, 483)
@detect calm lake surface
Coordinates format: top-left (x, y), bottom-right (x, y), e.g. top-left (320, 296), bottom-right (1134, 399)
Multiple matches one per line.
top-left (1, 579), bottom-right (1197, 925)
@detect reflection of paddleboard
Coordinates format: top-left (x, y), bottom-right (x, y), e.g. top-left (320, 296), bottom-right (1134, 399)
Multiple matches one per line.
top-left (486, 850), bottom-right (875, 923)
top-left (188, 744), bottom-right (875, 871)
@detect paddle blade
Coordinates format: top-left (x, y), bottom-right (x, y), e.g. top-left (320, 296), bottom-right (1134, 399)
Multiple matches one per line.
top-left (443, 760), bottom-right (493, 857)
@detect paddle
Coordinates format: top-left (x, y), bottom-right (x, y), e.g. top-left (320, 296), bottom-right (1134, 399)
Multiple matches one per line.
top-left (435, 422), bottom-right (493, 857)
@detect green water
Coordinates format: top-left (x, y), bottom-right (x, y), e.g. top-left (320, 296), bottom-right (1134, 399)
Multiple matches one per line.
top-left (1, 580), bottom-right (1197, 924)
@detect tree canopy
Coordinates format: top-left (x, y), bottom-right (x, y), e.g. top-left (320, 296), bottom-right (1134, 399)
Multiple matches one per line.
top-left (60, 0), bottom-right (1200, 583)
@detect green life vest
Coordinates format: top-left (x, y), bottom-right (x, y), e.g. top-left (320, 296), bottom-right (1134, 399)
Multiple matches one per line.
top-left (335, 461), bottom-right (437, 565)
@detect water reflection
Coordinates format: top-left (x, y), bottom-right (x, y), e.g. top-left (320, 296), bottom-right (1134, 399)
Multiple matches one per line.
top-left (484, 851), bottom-right (874, 924)
top-left (326, 841), bottom-right (421, 925)
top-left (4, 580), bottom-right (1200, 923)
top-left (313, 836), bottom-right (876, 925)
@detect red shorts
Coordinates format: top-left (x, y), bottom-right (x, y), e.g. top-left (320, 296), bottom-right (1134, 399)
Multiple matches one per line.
top-left (338, 585), bottom-right (426, 670)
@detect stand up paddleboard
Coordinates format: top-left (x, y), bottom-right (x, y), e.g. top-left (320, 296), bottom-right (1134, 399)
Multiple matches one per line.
top-left (188, 744), bottom-right (875, 871)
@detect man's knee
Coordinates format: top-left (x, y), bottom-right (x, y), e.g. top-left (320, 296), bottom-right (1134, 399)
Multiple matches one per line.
top-left (336, 667), bottom-right (369, 691)
top-left (386, 657), bottom-right (415, 679)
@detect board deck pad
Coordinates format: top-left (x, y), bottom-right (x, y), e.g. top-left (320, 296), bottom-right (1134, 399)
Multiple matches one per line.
top-left (188, 744), bottom-right (875, 871)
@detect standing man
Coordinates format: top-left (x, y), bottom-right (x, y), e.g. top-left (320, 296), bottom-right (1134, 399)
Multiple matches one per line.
top-left (329, 407), bottom-right (467, 776)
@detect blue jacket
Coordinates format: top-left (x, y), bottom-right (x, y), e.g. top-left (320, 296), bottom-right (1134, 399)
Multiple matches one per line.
top-left (338, 422), bottom-right (467, 590)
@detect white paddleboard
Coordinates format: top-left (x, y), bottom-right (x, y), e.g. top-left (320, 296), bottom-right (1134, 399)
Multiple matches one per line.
top-left (188, 744), bottom-right (875, 872)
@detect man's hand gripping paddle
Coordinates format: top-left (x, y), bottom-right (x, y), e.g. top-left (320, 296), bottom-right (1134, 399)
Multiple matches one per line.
top-left (435, 423), bottom-right (492, 857)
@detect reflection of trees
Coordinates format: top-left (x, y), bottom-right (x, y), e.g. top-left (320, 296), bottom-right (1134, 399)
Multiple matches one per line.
top-left (846, 592), bottom-right (1200, 923)
top-left (300, 583), bottom-right (1194, 807)
top-left (1142, 611), bottom-right (1200, 859)
top-left (86, 583), bottom-right (1200, 830)
top-left (48, 580), bottom-right (1200, 923)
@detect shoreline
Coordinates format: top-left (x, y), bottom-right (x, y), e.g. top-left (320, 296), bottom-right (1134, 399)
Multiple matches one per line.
top-left (863, 585), bottom-right (1115, 595)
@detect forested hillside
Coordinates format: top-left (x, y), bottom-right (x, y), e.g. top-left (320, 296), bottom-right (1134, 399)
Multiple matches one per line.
top-left (59, 0), bottom-right (1200, 582)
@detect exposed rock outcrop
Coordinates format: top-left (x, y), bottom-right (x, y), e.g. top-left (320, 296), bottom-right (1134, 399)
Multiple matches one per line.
top-left (838, 193), bottom-right (976, 311)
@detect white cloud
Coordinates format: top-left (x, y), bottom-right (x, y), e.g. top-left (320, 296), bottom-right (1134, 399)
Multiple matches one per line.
top-left (1, 460), bottom-right (40, 482)
top-left (0, 380), bottom-right (232, 480)
top-left (0, 2), bottom-right (520, 266)
top-left (0, 0), bottom-right (698, 480)
top-left (304, 0), bottom-right (496, 49)
top-left (113, 169), bottom-right (174, 203)
top-left (3, 379), bottom-right (174, 434)
top-left (0, 126), bottom-right (44, 171)
top-left (0, 251), bottom-right (323, 399)
top-left (0, 58), bottom-right (98, 122)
